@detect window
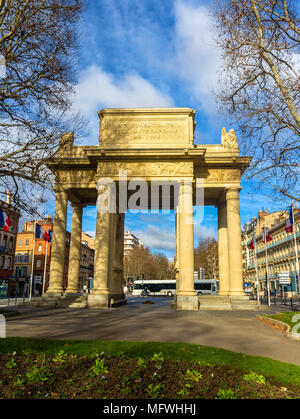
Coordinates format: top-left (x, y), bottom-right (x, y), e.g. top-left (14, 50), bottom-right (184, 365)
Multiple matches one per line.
top-left (18, 239), bottom-right (22, 247)
top-left (36, 258), bottom-right (41, 268)
top-left (38, 244), bottom-right (42, 253)
top-left (0, 256), bottom-right (5, 268)
top-left (24, 254), bottom-right (29, 263)
top-left (6, 258), bottom-right (11, 269)
top-left (25, 239), bottom-right (29, 247)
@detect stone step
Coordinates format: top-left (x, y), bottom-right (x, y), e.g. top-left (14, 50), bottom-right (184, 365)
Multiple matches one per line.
top-left (199, 296), bottom-right (230, 302)
top-left (230, 299), bottom-right (257, 305)
top-left (232, 304), bottom-right (270, 311)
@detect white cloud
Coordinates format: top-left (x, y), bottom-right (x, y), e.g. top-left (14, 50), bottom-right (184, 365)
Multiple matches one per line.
top-left (133, 224), bottom-right (175, 252)
top-left (72, 65), bottom-right (174, 144)
top-left (173, 0), bottom-right (221, 113)
top-left (133, 221), bottom-right (217, 253)
top-left (194, 224), bottom-right (217, 243)
top-left (84, 231), bottom-right (95, 239)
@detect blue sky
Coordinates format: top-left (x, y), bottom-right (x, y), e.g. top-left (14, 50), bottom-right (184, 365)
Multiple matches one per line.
top-left (38, 0), bottom-right (290, 259)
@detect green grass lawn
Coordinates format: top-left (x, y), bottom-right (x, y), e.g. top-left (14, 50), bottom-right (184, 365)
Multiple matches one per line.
top-left (0, 337), bottom-right (300, 389)
top-left (267, 311), bottom-right (300, 330)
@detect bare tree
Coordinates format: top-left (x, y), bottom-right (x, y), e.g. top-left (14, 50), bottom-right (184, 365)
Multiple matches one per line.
top-left (194, 238), bottom-right (218, 279)
top-left (0, 0), bottom-right (83, 214)
top-left (124, 247), bottom-right (170, 281)
top-left (211, 0), bottom-right (300, 202)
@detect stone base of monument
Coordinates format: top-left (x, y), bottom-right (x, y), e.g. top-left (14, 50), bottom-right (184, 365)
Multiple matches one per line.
top-left (59, 294), bottom-right (88, 308)
top-left (23, 293), bottom-right (89, 309)
top-left (87, 294), bottom-right (111, 309)
top-left (86, 293), bottom-right (126, 309)
top-left (198, 295), bottom-right (232, 310)
top-left (198, 295), bottom-right (271, 311)
top-left (110, 293), bottom-right (127, 307)
top-left (176, 295), bottom-right (199, 311)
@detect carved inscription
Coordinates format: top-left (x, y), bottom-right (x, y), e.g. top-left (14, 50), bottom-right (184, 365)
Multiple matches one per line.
top-left (100, 117), bottom-right (188, 146)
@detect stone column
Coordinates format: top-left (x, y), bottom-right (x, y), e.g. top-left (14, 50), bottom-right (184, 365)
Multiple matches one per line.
top-left (226, 187), bottom-right (245, 296)
top-left (109, 213), bottom-right (126, 305)
top-left (175, 208), bottom-right (180, 286)
top-left (66, 204), bottom-right (85, 294)
top-left (47, 190), bottom-right (68, 294)
top-left (217, 199), bottom-right (230, 295)
top-left (176, 181), bottom-right (198, 310)
top-left (88, 184), bottom-right (114, 308)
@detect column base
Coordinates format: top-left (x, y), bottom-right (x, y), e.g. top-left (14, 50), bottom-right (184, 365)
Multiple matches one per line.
top-left (88, 294), bottom-right (111, 309)
top-left (45, 291), bottom-right (64, 297)
top-left (228, 291), bottom-right (248, 297)
top-left (110, 293), bottom-right (127, 307)
top-left (176, 295), bottom-right (199, 311)
top-left (64, 290), bottom-right (80, 295)
top-left (218, 290), bottom-right (230, 296)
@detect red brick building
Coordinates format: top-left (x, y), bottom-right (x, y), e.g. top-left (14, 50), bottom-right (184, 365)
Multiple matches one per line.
top-left (14, 217), bottom-right (71, 296)
top-left (0, 196), bottom-right (21, 297)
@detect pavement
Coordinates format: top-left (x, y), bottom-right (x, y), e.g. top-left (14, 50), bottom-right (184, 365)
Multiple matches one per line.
top-left (2, 296), bottom-right (300, 366)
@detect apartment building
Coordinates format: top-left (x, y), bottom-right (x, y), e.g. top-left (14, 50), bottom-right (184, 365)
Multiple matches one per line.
top-left (242, 208), bottom-right (300, 296)
top-left (124, 231), bottom-right (143, 255)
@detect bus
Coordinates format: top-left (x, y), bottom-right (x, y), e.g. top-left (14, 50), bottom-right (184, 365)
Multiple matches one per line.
top-left (132, 279), bottom-right (219, 296)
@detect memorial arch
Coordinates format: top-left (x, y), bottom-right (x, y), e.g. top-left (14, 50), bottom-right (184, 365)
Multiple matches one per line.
top-left (44, 108), bottom-right (259, 310)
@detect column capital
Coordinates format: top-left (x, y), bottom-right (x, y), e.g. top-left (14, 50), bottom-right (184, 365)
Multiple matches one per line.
top-left (225, 187), bottom-right (242, 200)
top-left (70, 202), bottom-right (86, 210)
top-left (52, 187), bottom-right (68, 195)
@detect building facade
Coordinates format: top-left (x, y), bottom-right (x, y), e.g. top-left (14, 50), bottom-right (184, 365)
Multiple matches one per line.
top-left (242, 208), bottom-right (300, 296)
top-left (0, 196), bottom-right (21, 297)
top-left (80, 243), bottom-right (94, 292)
top-left (14, 218), bottom-right (71, 296)
top-left (14, 218), bottom-right (95, 296)
top-left (124, 231), bottom-right (143, 255)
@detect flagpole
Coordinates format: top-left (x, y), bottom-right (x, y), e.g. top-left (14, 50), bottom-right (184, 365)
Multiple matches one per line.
top-left (291, 205), bottom-right (300, 295)
top-left (254, 247), bottom-right (259, 304)
top-left (29, 221), bottom-right (36, 301)
top-left (42, 239), bottom-right (48, 295)
top-left (264, 226), bottom-right (271, 307)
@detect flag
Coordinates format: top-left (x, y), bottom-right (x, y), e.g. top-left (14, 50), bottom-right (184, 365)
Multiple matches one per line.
top-left (2, 211), bottom-right (12, 232)
top-left (43, 228), bottom-right (52, 242)
top-left (285, 206), bottom-right (293, 233)
top-left (248, 233), bottom-right (256, 251)
top-left (0, 208), bottom-right (4, 229)
top-left (35, 223), bottom-right (46, 239)
top-left (262, 227), bottom-right (272, 243)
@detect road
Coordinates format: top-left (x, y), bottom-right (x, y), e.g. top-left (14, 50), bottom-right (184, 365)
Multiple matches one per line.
top-left (2, 295), bottom-right (300, 365)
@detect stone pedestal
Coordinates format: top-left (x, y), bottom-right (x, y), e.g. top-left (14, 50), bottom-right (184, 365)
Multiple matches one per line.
top-left (176, 295), bottom-right (199, 311)
top-left (88, 294), bottom-right (111, 309)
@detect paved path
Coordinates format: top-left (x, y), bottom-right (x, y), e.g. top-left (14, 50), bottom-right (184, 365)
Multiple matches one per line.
top-left (3, 296), bottom-right (300, 366)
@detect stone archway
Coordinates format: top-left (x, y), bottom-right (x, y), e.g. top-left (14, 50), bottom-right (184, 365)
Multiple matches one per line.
top-left (44, 108), bottom-right (258, 310)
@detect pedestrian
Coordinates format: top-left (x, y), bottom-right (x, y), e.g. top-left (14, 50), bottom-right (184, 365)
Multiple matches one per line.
top-left (123, 284), bottom-right (128, 296)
